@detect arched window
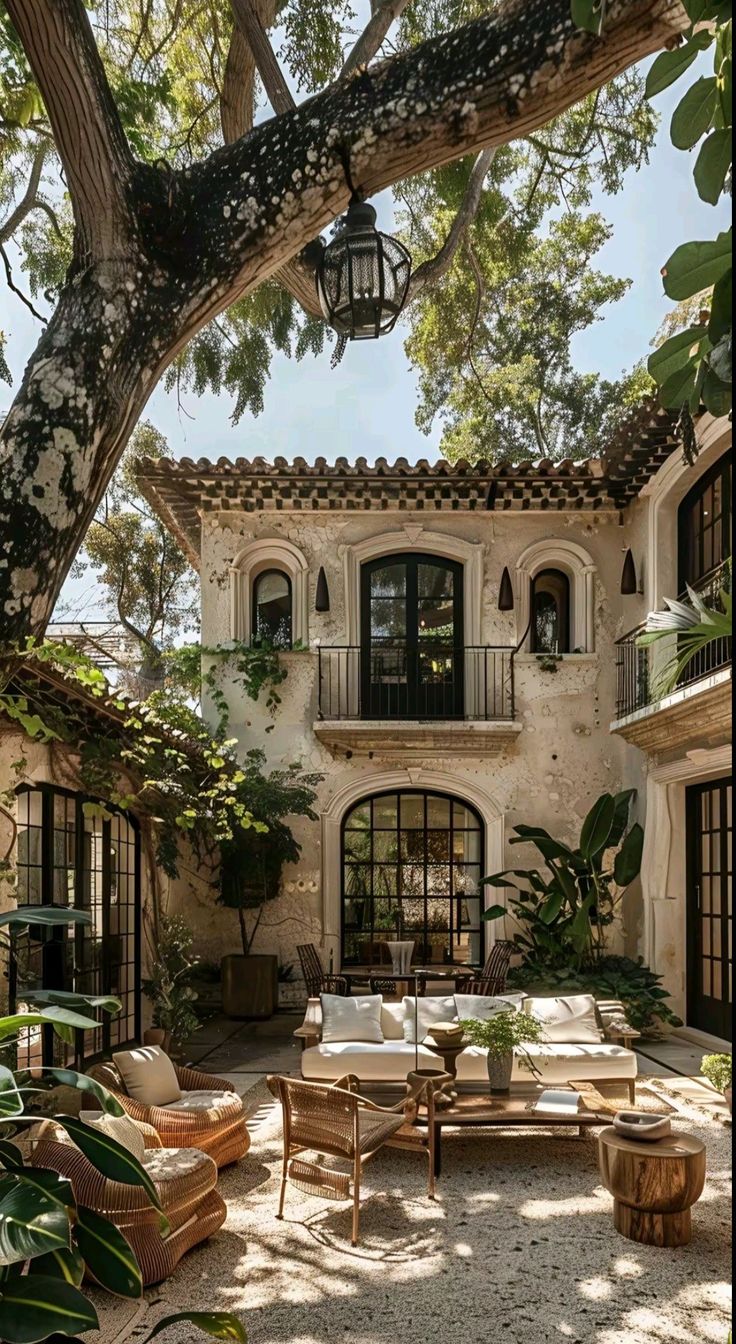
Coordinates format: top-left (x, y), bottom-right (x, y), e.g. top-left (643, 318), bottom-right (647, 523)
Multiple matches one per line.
top-left (531, 569), bottom-right (570, 654)
top-left (341, 790), bottom-right (484, 968)
top-left (252, 570), bottom-right (292, 648)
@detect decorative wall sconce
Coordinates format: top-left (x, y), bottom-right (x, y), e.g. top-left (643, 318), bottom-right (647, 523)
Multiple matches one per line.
top-left (498, 566), bottom-right (515, 611)
top-left (485, 480), bottom-right (498, 511)
top-left (315, 566), bottom-right (330, 612)
top-left (620, 549), bottom-right (637, 595)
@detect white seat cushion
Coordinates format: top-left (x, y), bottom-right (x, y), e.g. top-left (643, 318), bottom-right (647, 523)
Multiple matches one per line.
top-left (302, 1041), bottom-right (443, 1083)
top-left (142, 1146), bottom-right (214, 1180)
top-left (321, 993), bottom-right (384, 1043)
top-left (165, 1089), bottom-right (241, 1114)
top-left (455, 1042), bottom-right (637, 1086)
top-left (113, 1046), bottom-right (182, 1105)
top-left (523, 994), bottom-right (603, 1044)
top-left (454, 993), bottom-right (524, 1022)
top-left (380, 1002), bottom-right (406, 1040)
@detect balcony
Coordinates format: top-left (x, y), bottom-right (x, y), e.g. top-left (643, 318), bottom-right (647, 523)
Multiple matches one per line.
top-left (314, 644), bottom-right (521, 757)
top-left (612, 562), bottom-right (732, 754)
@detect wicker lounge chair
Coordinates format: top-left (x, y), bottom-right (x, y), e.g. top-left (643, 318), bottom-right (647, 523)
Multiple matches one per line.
top-left (85, 1058), bottom-right (250, 1168)
top-left (30, 1118), bottom-right (226, 1286)
top-left (267, 1072), bottom-right (436, 1246)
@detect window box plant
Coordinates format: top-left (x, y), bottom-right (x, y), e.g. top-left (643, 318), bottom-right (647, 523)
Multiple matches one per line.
top-left (460, 1010), bottom-right (544, 1094)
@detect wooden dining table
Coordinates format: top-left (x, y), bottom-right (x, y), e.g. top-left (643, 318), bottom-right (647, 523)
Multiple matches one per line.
top-left (344, 966), bottom-right (476, 996)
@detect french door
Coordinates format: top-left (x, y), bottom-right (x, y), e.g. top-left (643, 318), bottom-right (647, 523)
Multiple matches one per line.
top-left (360, 554), bottom-right (464, 719)
top-left (686, 777), bottom-right (732, 1041)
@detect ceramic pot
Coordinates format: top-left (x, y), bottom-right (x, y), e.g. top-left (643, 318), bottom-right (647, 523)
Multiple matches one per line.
top-left (143, 1027), bottom-right (171, 1052)
top-left (613, 1111), bottom-right (672, 1142)
top-left (222, 953), bottom-right (278, 1019)
top-left (487, 1050), bottom-right (513, 1095)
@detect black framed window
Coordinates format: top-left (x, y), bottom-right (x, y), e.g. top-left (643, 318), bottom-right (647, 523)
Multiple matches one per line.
top-left (253, 569), bottom-right (292, 648)
top-left (678, 451), bottom-right (732, 590)
top-left (341, 790), bottom-right (483, 968)
top-left (13, 784), bottom-right (141, 1068)
top-left (531, 568), bottom-right (570, 654)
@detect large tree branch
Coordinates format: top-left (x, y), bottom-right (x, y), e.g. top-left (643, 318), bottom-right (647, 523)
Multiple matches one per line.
top-left (405, 147), bottom-right (496, 304)
top-left (341, 0), bottom-right (413, 78)
top-left (0, 142), bottom-right (48, 245)
top-left (230, 0), bottom-right (294, 116)
top-left (4, 0), bottom-right (136, 263)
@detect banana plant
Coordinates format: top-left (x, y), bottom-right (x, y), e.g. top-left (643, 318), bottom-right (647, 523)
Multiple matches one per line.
top-left (482, 791), bottom-right (645, 970)
top-left (637, 570), bottom-right (732, 699)
top-left (0, 905), bottom-right (247, 1344)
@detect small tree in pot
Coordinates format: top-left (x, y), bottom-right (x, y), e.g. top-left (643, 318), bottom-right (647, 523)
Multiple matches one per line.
top-left (217, 750), bottom-right (319, 1019)
top-left (141, 914), bottom-right (200, 1053)
top-left (460, 1011), bottom-right (544, 1095)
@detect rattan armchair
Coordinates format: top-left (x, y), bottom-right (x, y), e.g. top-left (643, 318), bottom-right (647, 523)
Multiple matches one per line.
top-left (31, 1119), bottom-right (226, 1286)
top-left (85, 1059), bottom-right (250, 1168)
top-left (267, 1072), bottom-right (436, 1246)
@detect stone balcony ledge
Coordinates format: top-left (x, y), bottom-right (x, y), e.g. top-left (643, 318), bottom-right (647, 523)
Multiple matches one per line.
top-left (610, 667), bottom-right (732, 755)
top-left (313, 717), bottom-right (523, 759)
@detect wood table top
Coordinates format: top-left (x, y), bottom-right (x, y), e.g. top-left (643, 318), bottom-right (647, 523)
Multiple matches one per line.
top-left (415, 1082), bottom-right (620, 1126)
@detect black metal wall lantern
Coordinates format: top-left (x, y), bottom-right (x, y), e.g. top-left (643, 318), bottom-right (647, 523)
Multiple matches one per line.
top-left (313, 195), bottom-right (412, 341)
top-left (315, 566), bottom-right (330, 613)
top-left (620, 549), bottom-right (637, 595)
top-left (498, 566), bottom-right (515, 612)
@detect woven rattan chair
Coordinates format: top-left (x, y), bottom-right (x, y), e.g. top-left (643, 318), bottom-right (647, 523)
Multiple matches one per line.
top-left (31, 1119), bottom-right (226, 1286)
top-left (368, 976), bottom-right (400, 998)
top-left (268, 1073), bottom-right (436, 1246)
top-left (85, 1058), bottom-right (250, 1168)
top-left (479, 940), bottom-right (515, 994)
top-left (297, 943), bottom-right (351, 998)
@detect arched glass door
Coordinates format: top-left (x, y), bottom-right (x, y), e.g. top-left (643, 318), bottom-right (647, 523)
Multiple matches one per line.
top-left (360, 554), bottom-right (464, 718)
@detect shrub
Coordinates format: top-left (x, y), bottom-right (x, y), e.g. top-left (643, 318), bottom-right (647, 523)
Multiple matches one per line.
top-left (701, 1053), bottom-right (732, 1094)
top-left (507, 954), bottom-right (683, 1035)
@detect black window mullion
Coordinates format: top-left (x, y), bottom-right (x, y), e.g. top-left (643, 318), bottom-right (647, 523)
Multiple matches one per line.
top-left (101, 818), bottom-right (112, 1055)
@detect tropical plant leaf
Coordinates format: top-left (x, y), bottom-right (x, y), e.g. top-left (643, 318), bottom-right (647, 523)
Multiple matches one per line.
top-left (43, 1068), bottom-right (125, 1117)
top-left (0, 1139), bottom-right (24, 1169)
top-left (570, 0), bottom-right (606, 36)
top-left (609, 789), bottom-right (637, 847)
top-left (0, 1009), bottom-right (100, 1043)
top-left (579, 794), bottom-right (616, 860)
top-left (28, 1243), bottom-right (86, 1287)
top-left (648, 326), bottom-right (707, 384)
top-left (670, 76), bottom-right (718, 149)
top-left (25, 990), bottom-right (123, 1016)
top-left (482, 904), bottom-right (508, 922)
top-left (74, 1206), bottom-right (143, 1299)
top-left (646, 37), bottom-right (708, 99)
top-left (15, 1168), bottom-right (75, 1213)
top-left (143, 1312), bottom-right (248, 1343)
top-left (0, 1176), bottom-right (71, 1265)
top-left (0, 1276), bottom-right (98, 1343)
top-left (0, 1063), bottom-right (23, 1117)
top-left (694, 128), bottom-right (733, 203)
top-left (614, 824), bottom-right (645, 888)
top-left (0, 906), bottom-right (92, 931)
top-left (662, 230), bottom-right (732, 300)
top-left (54, 1116), bottom-right (162, 1210)
top-left (539, 891), bottom-right (565, 925)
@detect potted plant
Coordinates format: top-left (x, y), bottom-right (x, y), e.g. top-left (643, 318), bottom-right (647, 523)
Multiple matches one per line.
top-left (460, 1010), bottom-right (544, 1094)
top-left (141, 914), bottom-right (200, 1053)
top-left (217, 751), bottom-right (319, 1019)
top-left (701, 1053), bottom-right (732, 1111)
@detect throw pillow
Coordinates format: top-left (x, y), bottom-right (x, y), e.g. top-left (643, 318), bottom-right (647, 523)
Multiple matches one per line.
top-left (454, 992), bottom-right (524, 1023)
top-left (320, 993), bottom-right (384, 1044)
top-left (81, 1109), bottom-right (146, 1162)
top-left (402, 995), bottom-right (457, 1044)
top-left (523, 994), bottom-right (603, 1044)
top-left (112, 1045), bottom-right (182, 1106)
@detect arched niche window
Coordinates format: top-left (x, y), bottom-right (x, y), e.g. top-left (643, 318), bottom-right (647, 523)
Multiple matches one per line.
top-left (531, 569), bottom-right (570, 654)
top-left (253, 569), bottom-right (292, 648)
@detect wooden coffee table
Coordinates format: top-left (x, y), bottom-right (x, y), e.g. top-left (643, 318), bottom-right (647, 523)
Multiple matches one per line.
top-left (407, 1081), bottom-right (622, 1178)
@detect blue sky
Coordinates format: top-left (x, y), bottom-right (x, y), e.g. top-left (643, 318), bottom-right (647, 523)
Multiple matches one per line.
top-left (3, 53), bottom-right (729, 555)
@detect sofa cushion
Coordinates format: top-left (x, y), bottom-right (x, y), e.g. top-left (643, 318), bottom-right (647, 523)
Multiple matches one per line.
top-left (166, 1089), bottom-right (242, 1115)
top-left (523, 994), bottom-right (603, 1044)
top-left (454, 993), bottom-right (524, 1023)
top-left (380, 1001), bottom-right (406, 1040)
top-left (321, 993), bottom-right (383, 1044)
top-left (455, 1042), bottom-right (637, 1087)
top-left (402, 995), bottom-right (457, 1044)
top-left (302, 1041), bottom-right (443, 1083)
top-left (143, 1146), bottom-right (214, 1180)
top-left (81, 1110), bottom-right (146, 1162)
top-left (112, 1046), bottom-right (182, 1106)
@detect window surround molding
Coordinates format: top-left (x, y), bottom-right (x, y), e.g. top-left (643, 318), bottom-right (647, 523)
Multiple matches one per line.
top-left (343, 527), bottom-right (484, 647)
top-left (515, 538), bottom-right (596, 653)
top-left (319, 767), bottom-right (505, 962)
top-left (641, 415), bottom-right (732, 609)
top-left (230, 538), bottom-right (309, 646)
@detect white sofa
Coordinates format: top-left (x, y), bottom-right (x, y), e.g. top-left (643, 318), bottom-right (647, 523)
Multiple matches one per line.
top-left (296, 996), bottom-right (639, 1101)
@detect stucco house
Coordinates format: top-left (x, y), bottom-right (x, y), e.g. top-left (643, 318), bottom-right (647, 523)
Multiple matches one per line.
top-left (135, 402), bottom-right (732, 1049)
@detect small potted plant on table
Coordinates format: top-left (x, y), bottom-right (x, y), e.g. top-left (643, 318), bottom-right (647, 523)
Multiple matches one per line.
top-left (460, 1011), bottom-right (544, 1094)
top-left (701, 1053), bottom-right (732, 1112)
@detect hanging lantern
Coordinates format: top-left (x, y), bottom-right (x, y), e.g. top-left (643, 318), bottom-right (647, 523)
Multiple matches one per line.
top-left (498, 567), bottom-right (515, 612)
top-left (315, 566), bottom-right (330, 613)
top-left (315, 197), bottom-right (411, 340)
top-left (620, 549), bottom-right (637, 595)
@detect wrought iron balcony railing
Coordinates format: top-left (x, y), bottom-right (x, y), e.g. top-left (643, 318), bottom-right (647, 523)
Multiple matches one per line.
top-left (615, 560), bottom-right (732, 719)
top-left (317, 644), bottom-right (516, 722)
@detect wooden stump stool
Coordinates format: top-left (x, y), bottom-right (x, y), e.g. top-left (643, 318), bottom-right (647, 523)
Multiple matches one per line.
top-left (598, 1126), bottom-right (706, 1247)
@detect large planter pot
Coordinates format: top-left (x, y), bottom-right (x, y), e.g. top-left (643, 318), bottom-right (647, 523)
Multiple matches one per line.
top-left (222, 954), bottom-right (278, 1019)
top-left (487, 1051), bottom-right (513, 1095)
top-left (143, 1027), bottom-right (172, 1052)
